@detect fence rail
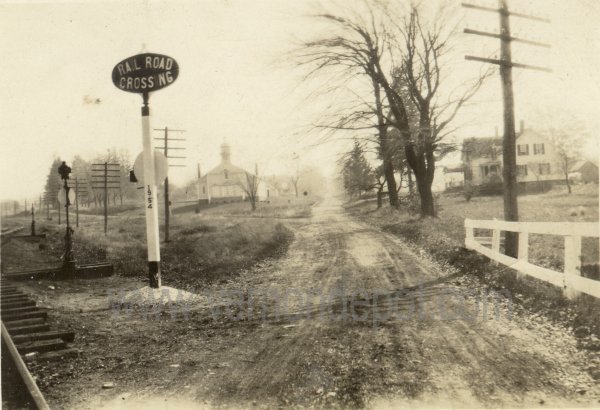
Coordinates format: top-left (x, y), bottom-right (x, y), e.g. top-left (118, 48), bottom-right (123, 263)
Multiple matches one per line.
top-left (464, 218), bottom-right (600, 299)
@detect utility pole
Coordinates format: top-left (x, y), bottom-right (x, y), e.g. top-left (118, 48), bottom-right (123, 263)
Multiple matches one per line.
top-left (75, 177), bottom-right (79, 227)
top-left (463, 0), bottom-right (550, 257)
top-left (31, 204), bottom-right (36, 236)
top-left (91, 162), bottom-right (120, 235)
top-left (197, 163), bottom-right (201, 201)
top-left (154, 126), bottom-right (186, 243)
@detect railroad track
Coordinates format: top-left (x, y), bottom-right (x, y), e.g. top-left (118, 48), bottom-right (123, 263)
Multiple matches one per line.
top-left (1, 279), bottom-right (76, 409)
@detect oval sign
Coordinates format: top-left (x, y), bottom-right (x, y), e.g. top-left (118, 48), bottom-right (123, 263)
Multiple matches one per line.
top-left (133, 150), bottom-right (168, 186)
top-left (112, 53), bottom-right (179, 94)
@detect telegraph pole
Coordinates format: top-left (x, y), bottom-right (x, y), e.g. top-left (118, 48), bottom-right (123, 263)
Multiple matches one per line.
top-left (197, 163), bottom-right (201, 201)
top-left (463, 0), bottom-right (550, 257)
top-left (71, 174), bottom-right (89, 225)
top-left (75, 177), bottom-right (80, 227)
top-left (154, 126), bottom-right (186, 243)
top-left (31, 204), bottom-right (35, 236)
top-left (91, 162), bottom-right (120, 235)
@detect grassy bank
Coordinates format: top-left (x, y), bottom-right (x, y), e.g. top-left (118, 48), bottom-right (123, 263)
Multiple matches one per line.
top-left (192, 196), bottom-right (318, 219)
top-left (2, 207), bottom-right (295, 289)
top-left (347, 184), bottom-right (600, 347)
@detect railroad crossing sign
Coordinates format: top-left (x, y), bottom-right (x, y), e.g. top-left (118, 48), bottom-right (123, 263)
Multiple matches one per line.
top-left (112, 52), bottom-right (179, 289)
top-left (112, 53), bottom-right (179, 93)
top-left (133, 150), bottom-right (168, 186)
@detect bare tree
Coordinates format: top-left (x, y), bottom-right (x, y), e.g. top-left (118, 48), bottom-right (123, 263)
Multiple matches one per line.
top-left (296, 7), bottom-right (401, 207)
top-left (378, 5), bottom-right (492, 216)
top-left (239, 164), bottom-right (260, 211)
top-left (296, 2), bottom-right (490, 215)
top-left (547, 129), bottom-right (585, 194)
top-left (290, 174), bottom-right (300, 197)
top-left (373, 164), bottom-right (386, 208)
top-left (536, 111), bottom-right (588, 194)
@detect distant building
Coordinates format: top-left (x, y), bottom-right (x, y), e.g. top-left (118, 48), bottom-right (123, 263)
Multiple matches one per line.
top-left (462, 124), bottom-right (564, 191)
top-left (569, 160), bottom-right (599, 183)
top-left (196, 143), bottom-right (281, 204)
top-left (197, 143), bottom-right (253, 204)
top-left (444, 166), bottom-right (465, 189)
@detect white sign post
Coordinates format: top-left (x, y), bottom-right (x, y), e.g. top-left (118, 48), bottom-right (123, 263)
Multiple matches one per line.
top-left (112, 53), bottom-right (179, 288)
top-left (141, 96), bottom-right (161, 287)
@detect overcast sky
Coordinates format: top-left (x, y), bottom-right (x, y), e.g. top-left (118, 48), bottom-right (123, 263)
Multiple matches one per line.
top-left (1, 0), bottom-right (599, 201)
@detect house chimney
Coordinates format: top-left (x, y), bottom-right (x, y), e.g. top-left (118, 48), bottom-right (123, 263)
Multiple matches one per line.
top-left (519, 120), bottom-right (524, 134)
top-left (495, 126), bottom-right (499, 138)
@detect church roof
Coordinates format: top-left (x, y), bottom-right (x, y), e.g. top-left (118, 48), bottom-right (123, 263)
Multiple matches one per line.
top-left (205, 161), bottom-right (248, 176)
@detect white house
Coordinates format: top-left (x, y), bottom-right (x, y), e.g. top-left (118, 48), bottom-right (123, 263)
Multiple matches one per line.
top-left (462, 125), bottom-right (563, 190)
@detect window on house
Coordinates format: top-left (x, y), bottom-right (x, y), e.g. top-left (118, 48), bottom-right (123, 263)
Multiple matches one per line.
top-left (517, 165), bottom-right (528, 176)
top-left (224, 169), bottom-right (228, 179)
top-left (202, 186), bottom-right (205, 194)
top-left (481, 165), bottom-right (499, 177)
top-left (538, 163), bottom-right (551, 175)
top-left (490, 148), bottom-right (497, 160)
top-left (533, 143), bottom-right (545, 155)
top-left (517, 144), bottom-right (529, 156)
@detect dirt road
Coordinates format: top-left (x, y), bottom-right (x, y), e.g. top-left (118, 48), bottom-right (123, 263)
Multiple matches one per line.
top-left (23, 198), bottom-right (599, 409)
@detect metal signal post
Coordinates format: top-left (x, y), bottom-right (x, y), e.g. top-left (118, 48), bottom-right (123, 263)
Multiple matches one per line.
top-left (58, 161), bottom-right (75, 277)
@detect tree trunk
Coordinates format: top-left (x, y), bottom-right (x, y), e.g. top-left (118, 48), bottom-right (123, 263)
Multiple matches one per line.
top-left (565, 171), bottom-right (572, 194)
top-left (383, 159), bottom-right (399, 208)
top-left (376, 189), bottom-right (383, 209)
top-left (415, 172), bottom-right (435, 217)
top-left (404, 144), bottom-right (436, 217)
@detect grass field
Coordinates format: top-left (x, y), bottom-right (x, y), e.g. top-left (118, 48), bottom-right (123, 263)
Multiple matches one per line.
top-left (191, 195), bottom-right (317, 219)
top-left (0, 196), bottom-right (315, 289)
top-left (347, 184), bottom-right (600, 340)
top-left (435, 184), bottom-right (599, 270)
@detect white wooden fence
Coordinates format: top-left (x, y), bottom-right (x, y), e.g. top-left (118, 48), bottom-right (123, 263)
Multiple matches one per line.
top-left (465, 219), bottom-right (600, 299)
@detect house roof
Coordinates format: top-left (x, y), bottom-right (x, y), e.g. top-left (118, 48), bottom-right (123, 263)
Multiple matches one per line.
top-left (516, 128), bottom-right (547, 141)
top-left (462, 137), bottom-right (502, 158)
top-left (462, 129), bottom-right (548, 160)
top-left (205, 161), bottom-right (247, 176)
top-left (570, 159), bottom-right (599, 173)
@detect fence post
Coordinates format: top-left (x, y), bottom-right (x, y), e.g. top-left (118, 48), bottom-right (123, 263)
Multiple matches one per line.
top-left (491, 229), bottom-right (500, 264)
top-left (517, 231), bottom-right (528, 279)
top-left (564, 235), bottom-right (582, 299)
top-left (465, 219), bottom-right (474, 249)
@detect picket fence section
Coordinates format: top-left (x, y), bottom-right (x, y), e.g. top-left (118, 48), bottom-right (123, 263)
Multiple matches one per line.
top-left (464, 219), bottom-right (600, 299)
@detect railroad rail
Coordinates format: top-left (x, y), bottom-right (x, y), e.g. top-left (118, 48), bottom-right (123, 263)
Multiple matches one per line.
top-left (1, 279), bottom-right (76, 409)
top-left (2, 322), bottom-right (50, 409)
